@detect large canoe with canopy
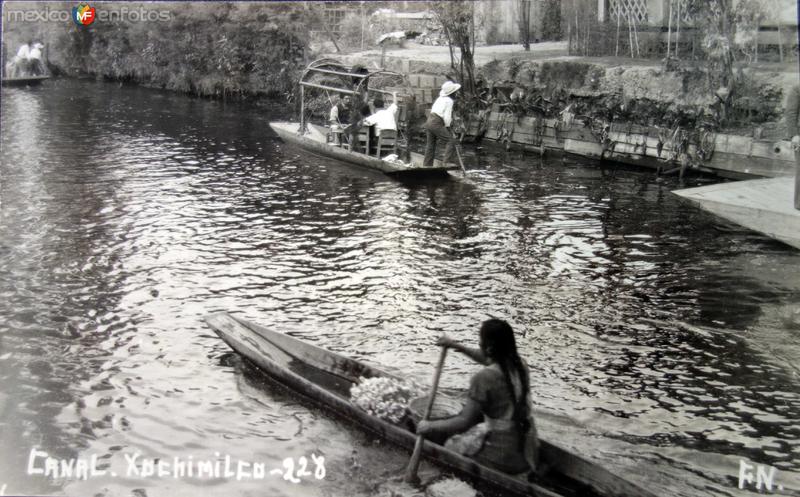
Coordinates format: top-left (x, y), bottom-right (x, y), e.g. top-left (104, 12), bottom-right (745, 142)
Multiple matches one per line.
top-left (269, 59), bottom-right (460, 178)
top-left (206, 312), bottom-right (660, 497)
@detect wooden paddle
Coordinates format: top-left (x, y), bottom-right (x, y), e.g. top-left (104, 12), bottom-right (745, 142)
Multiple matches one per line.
top-left (449, 131), bottom-right (467, 176)
top-left (404, 345), bottom-right (448, 485)
top-left (454, 142), bottom-right (467, 176)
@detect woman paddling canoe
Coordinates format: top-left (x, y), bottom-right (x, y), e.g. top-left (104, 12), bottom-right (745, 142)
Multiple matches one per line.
top-left (417, 318), bottom-right (539, 477)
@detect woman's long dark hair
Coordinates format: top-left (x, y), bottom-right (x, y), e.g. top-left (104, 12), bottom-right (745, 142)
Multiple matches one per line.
top-left (480, 319), bottom-right (531, 450)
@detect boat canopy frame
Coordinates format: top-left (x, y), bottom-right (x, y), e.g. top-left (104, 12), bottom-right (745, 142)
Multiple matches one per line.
top-left (298, 58), bottom-right (408, 131)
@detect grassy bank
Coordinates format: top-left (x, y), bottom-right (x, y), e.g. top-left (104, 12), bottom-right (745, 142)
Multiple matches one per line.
top-left (480, 58), bottom-right (793, 136)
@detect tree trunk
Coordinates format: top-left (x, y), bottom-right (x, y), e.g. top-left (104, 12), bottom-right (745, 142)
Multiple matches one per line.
top-left (675, 0), bottom-right (681, 58)
top-left (628, 10), bottom-right (634, 58)
top-left (471, 1), bottom-right (476, 56)
top-left (667, 0), bottom-right (672, 58)
top-left (518, 0), bottom-right (531, 51)
top-left (574, 0), bottom-right (579, 54)
top-left (360, 2), bottom-right (365, 51)
top-left (754, 22), bottom-right (759, 63)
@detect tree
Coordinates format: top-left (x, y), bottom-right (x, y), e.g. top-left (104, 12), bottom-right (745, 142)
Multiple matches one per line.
top-left (430, 0), bottom-right (477, 96)
top-left (517, 0), bottom-right (532, 51)
top-left (686, 0), bottom-right (735, 87)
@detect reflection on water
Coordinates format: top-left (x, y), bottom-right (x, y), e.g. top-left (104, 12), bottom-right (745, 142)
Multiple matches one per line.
top-left (1, 80), bottom-right (799, 497)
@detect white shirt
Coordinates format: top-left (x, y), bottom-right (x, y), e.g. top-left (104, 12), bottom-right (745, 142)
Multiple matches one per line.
top-left (363, 103), bottom-right (398, 134)
top-left (329, 105), bottom-right (342, 124)
top-left (29, 46), bottom-right (42, 60)
top-left (16, 44), bottom-right (30, 59)
top-left (431, 95), bottom-right (454, 127)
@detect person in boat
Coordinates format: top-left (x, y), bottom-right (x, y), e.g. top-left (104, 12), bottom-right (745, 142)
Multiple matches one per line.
top-left (329, 93), bottom-right (352, 147)
top-left (28, 42), bottom-right (45, 76)
top-left (329, 93), bottom-right (352, 128)
top-left (10, 41), bottom-right (32, 77)
top-left (363, 92), bottom-right (398, 133)
top-left (422, 81), bottom-right (461, 168)
top-left (362, 92), bottom-right (398, 154)
top-left (341, 90), bottom-right (375, 154)
top-left (416, 318), bottom-right (539, 476)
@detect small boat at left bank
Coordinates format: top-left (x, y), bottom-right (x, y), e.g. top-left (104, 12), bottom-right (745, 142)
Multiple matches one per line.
top-left (205, 312), bottom-right (660, 497)
top-left (1, 75), bottom-right (49, 87)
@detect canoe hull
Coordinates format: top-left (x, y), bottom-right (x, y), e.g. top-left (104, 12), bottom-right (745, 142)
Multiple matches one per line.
top-left (2, 75), bottom-right (49, 87)
top-left (206, 312), bottom-right (658, 497)
top-left (269, 121), bottom-right (458, 177)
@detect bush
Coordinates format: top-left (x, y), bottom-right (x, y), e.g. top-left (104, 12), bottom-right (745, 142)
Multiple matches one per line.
top-left (43, 2), bottom-right (310, 99)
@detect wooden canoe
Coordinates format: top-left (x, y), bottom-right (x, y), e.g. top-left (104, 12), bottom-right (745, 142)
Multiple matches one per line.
top-left (673, 176), bottom-right (800, 250)
top-left (205, 312), bottom-right (659, 497)
top-left (2, 75), bottom-right (49, 87)
top-left (269, 121), bottom-right (459, 178)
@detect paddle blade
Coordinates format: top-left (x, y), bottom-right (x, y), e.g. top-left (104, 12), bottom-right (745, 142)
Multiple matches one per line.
top-left (404, 436), bottom-right (425, 485)
top-left (403, 346), bottom-right (447, 484)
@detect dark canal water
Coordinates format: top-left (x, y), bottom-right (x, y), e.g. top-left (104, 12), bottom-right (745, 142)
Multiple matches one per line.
top-left (1, 80), bottom-right (799, 497)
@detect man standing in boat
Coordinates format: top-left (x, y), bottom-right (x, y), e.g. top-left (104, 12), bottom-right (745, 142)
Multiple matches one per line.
top-left (28, 42), bottom-right (45, 76)
top-left (422, 81), bottom-right (461, 168)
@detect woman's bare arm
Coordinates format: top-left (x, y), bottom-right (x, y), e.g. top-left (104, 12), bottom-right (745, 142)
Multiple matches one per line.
top-left (416, 398), bottom-right (483, 440)
top-left (438, 335), bottom-right (489, 365)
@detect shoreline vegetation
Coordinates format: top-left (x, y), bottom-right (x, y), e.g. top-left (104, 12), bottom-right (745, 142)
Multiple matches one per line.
top-left (2, 1), bottom-right (797, 139)
top-left (4, 3), bottom-right (310, 99)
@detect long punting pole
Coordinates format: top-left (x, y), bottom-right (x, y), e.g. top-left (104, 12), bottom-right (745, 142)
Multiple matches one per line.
top-left (795, 147), bottom-right (800, 210)
top-left (300, 84), bottom-right (305, 132)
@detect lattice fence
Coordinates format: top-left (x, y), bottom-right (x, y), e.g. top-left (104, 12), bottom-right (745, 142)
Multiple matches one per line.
top-left (609, 0), bottom-right (648, 24)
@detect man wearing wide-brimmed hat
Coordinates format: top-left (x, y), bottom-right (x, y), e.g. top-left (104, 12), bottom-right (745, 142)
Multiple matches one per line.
top-left (422, 81), bottom-right (461, 168)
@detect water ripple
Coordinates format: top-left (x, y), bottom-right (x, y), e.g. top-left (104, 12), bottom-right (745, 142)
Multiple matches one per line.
top-left (1, 80), bottom-right (799, 497)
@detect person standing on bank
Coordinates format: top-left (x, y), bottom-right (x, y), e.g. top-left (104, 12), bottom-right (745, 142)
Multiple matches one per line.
top-left (416, 318), bottom-right (539, 476)
top-left (422, 81), bottom-right (461, 168)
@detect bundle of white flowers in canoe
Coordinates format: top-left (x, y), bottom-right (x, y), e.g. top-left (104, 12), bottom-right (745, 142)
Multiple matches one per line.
top-left (349, 376), bottom-right (426, 424)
